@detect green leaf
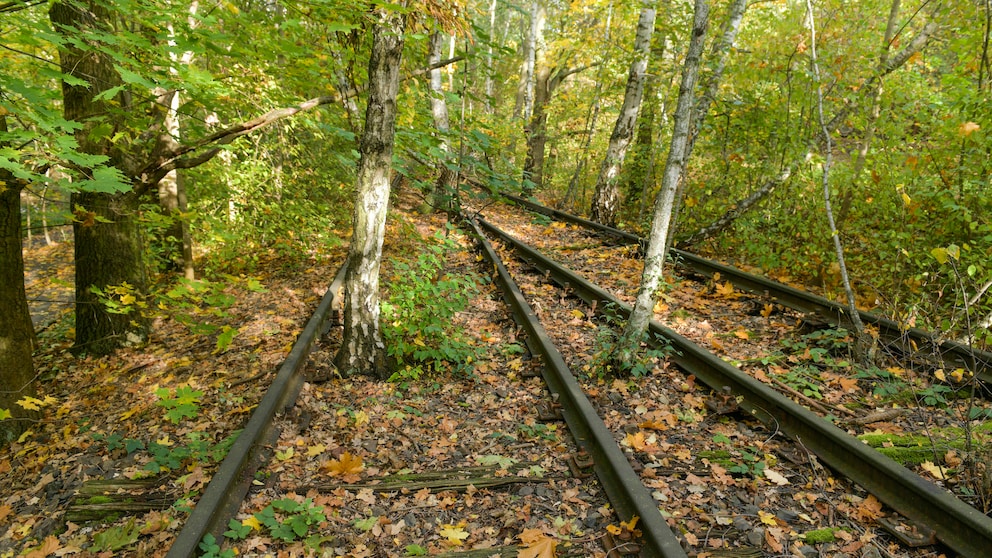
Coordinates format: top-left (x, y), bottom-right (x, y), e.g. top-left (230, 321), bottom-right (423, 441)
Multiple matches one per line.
top-left (0, 408), bottom-right (11, 420)
top-left (353, 516), bottom-right (377, 532)
top-left (931, 247), bottom-right (948, 265)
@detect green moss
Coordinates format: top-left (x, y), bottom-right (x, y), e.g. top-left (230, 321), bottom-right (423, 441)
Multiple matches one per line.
top-left (803, 528), bottom-right (837, 543)
top-left (85, 496), bottom-right (115, 505)
top-left (857, 422), bottom-right (992, 465)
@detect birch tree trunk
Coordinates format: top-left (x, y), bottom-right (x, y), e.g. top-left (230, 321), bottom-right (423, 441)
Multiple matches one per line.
top-left (619, 0), bottom-right (709, 363)
top-left (837, 0), bottom-right (899, 226)
top-left (0, 115), bottom-right (39, 446)
top-left (664, 0), bottom-right (747, 254)
top-left (428, 31), bottom-right (458, 212)
top-left (335, 8), bottom-right (406, 379)
top-left (484, 0), bottom-right (498, 113)
top-left (805, 0), bottom-right (867, 347)
top-left (590, 2), bottom-right (657, 227)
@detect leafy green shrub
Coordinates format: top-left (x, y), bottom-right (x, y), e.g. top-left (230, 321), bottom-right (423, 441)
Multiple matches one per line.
top-left (382, 229), bottom-right (484, 381)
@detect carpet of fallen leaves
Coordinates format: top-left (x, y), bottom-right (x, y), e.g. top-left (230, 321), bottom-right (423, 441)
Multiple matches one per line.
top-left (473, 199), bottom-right (992, 557)
top-left (1, 190), bottom-right (987, 558)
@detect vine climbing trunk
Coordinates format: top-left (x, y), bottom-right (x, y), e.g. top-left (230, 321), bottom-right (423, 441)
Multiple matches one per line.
top-left (619, 0), bottom-right (709, 365)
top-left (590, 1), bottom-right (657, 227)
top-left (51, 0), bottom-right (151, 355)
top-left (335, 8), bottom-right (406, 379)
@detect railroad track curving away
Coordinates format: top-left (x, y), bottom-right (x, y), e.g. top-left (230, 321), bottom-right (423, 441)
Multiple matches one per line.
top-left (473, 212), bottom-right (992, 557)
top-left (499, 192), bottom-right (992, 386)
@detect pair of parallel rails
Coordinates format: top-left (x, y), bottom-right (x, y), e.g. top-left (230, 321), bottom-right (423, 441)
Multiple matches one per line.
top-left (164, 196), bottom-right (992, 557)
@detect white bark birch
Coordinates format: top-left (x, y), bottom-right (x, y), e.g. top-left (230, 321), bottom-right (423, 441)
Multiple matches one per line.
top-left (336, 8), bottom-right (406, 379)
top-left (428, 31), bottom-right (458, 212)
top-left (805, 0), bottom-right (867, 342)
top-left (619, 0), bottom-right (709, 359)
top-left (590, 1), bottom-right (657, 227)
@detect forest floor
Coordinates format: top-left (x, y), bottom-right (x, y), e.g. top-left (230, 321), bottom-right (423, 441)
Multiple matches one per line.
top-left (1, 187), bottom-right (987, 557)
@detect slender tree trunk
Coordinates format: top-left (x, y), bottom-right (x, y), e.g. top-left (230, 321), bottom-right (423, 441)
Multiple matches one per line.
top-left (590, 2), bottom-right (657, 227)
top-left (837, 0), bottom-right (899, 226)
top-left (561, 3), bottom-right (614, 211)
top-left (0, 116), bottom-right (39, 446)
top-left (428, 31), bottom-right (458, 212)
top-left (682, 19), bottom-right (940, 247)
top-left (157, 88), bottom-right (194, 280)
top-left (485, 0), bottom-right (498, 113)
top-left (523, 65), bottom-right (551, 193)
top-left (620, 0), bottom-right (667, 216)
top-left (335, 8), bottom-right (406, 379)
top-left (664, 0), bottom-right (747, 254)
top-left (806, 0), bottom-right (866, 344)
top-left (619, 0), bottom-right (709, 364)
top-left (51, 1), bottom-right (151, 355)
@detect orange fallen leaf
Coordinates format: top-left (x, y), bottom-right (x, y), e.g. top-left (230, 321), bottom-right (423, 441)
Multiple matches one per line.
top-left (518, 528), bottom-right (557, 558)
top-left (322, 451), bottom-right (364, 480)
top-left (23, 535), bottom-right (59, 558)
top-left (855, 494), bottom-right (883, 522)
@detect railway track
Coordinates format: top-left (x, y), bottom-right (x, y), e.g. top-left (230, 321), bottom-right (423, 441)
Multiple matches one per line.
top-left (471, 212), bottom-right (992, 557)
top-left (160, 197), bottom-right (992, 557)
top-left (499, 192), bottom-right (992, 385)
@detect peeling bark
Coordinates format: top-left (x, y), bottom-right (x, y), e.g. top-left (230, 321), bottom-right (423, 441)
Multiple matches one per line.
top-left (335, 9), bottom-right (406, 379)
top-left (590, 2), bottom-right (657, 227)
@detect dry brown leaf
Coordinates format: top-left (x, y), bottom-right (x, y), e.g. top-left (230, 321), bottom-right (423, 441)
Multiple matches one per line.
top-left (23, 535), bottom-right (59, 558)
top-left (855, 494), bottom-right (883, 522)
top-left (765, 527), bottom-right (785, 552)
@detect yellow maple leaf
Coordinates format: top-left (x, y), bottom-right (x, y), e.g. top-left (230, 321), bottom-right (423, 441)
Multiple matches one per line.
top-left (518, 530), bottom-right (557, 558)
top-left (23, 535), bottom-right (60, 558)
top-left (353, 410), bottom-right (369, 427)
top-left (758, 510), bottom-right (779, 526)
top-left (625, 431), bottom-right (648, 451)
top-left (16, 397), bottom-right (43, 411)
top-left (950, 368), bottom-right (966, 382)
top-left (242, 515), bottom-right (263, 531)
top-left (716, 281), bottom-right (736, 297)
top-left (322, 452), bottom-right (364, 477)
top-left (761, 303), bottom-right (774, 318)
top-left (439, 523), bottom-right (469, 545)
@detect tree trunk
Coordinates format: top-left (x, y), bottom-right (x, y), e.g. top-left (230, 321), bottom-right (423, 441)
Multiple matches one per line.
top-left (523, 65), bottom-right (551, 193)
top-left (590, 2), bottom-right (657, 227)
top-left (428, 31), bottom-right (458, 213)
top-left (334, 9), bottom-right (406, 379)
top-left (0, 117), bottom-right (39, 446)
top-left (619, 0), bottom-right (709, 364)
top-left (837, 0), bottom-right (899, 226)
top-left (806, 0), bottom-right (867, 347)
top-left (51, 1), bottom-right (151, 355)
top-left (664, 0), bottom-right (747, 254)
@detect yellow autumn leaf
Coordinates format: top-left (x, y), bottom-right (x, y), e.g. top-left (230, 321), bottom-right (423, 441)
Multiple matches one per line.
top-left (716, 281), bottom-right (735, 297)
top-left (353, 410), bottom-right (369, 427)
top-left (439, 523), bottom-right (469, 545)
top-left (16, 397), bottom-right (43, 411)
top-left (622, 516), bottom-right (639, 531)
top-left (734, 328), bottom-right (750, 340)
top-left (959, 121), bottom-right (980, 137)
top-left (307, 443), bottom-right (326, 458)
top-left (242, 515), bottom-right (262, 530)
top-left (120, 293), bottom-right (136, 305)
top-left (275, 447), bottom-right (294, 461)
top-left (921, 460), bottom-right (948, 480)
top-left (518, 528), bottom-right (557, 558)
top-left (950, 368), bottom-right (966, 382)
top-left (121, 404), bottom-right (144, 420)
top-left (934, 369), bottom-right (946, 382)
top-left (758, 510), bottom-right (778, 526)
top-left (570, 309), bottom-right (585, 319)
top-left (322, 451), bottom-right (364, 477)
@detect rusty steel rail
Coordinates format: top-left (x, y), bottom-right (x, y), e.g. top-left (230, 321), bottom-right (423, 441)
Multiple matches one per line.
top-left (478, 215), bottom-right (992, 558)
top-left (499, 192), bottom-right (992, 385)
top-left (464, 216), bottom-right (689, 558)
top-left (167, 264), bottom-right (348, 558)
